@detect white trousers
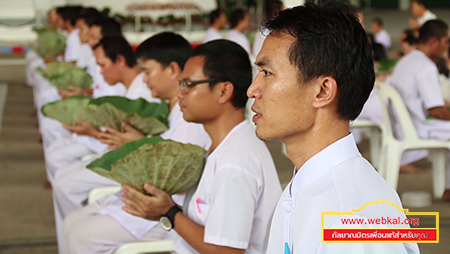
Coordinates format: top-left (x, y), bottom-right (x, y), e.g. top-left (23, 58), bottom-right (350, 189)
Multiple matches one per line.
top-left (39, 115), bottom-right (72, 150)
top-left (62, 199), bottom-right (167, 254)
top-left (53, 160), bottom-right (119, 253)
top-left (44, 136), bottom-right (93, 184)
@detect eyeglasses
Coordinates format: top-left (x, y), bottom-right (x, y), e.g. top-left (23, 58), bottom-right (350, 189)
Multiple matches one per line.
top-left (179, 79), bottom-right (222, 94)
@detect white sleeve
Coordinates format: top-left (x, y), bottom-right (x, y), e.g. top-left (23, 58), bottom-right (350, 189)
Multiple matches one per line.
top-left (417, 66), bottom-right (445, 110)
top-left (204, 166), bottom-right (260, 249)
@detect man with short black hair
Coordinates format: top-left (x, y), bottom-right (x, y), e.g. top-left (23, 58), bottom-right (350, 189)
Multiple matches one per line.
top-left (371, 17), bottom-right (391, 54)
top-left (390, 19), bottom-right (450, 201)
top-left (121, 39), bottom-right (281, 254)
top-left (226, 9), bottom-right (251, 54)
top-left (247, 2), bottom-right (419, 253)
top-left (203, 9), bottom-right (227, 43)
top-left (57, 6), bottom-right (84, 62)
top-left (409, 0), bottom-right (437, 30)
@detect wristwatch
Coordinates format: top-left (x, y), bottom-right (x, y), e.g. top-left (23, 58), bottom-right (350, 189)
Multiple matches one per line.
top-left (159, 205), bottom-right (182, 231)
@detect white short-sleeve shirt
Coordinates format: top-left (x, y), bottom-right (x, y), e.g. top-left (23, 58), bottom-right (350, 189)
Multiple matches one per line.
top-left (76, 43), bottom-right (92, 68)
top-left (374, 29), bottom-right (391, 53)
top-left (64, 28), bottom-right (82, 62)
top-left (418, 10), bottom-right (437, 26)
top-left (97, 102), bottom-right (211, 239)
top-left (174, 120), bottom-right (282, 254)
top-left (266, 134), bottom-right (420, 254)
top-left (203, 27), bottom-right (223, 43)
top-left (389, 49), bottom-right (450, 138)
top-left (125, 72), bottom-right (160, 103)
top-left (226, 29), bottom-right (251, 55)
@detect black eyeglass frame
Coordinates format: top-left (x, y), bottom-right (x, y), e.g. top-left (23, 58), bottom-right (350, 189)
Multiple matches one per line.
top-left (179, 78), bottom-right (223, 93)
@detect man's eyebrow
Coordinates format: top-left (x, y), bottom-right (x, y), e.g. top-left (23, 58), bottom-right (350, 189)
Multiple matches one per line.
top-left (255, 57), bottom-right (271, 68)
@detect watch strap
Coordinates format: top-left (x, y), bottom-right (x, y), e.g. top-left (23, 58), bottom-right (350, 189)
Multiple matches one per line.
top-left (164, 205), bottom-right (182, 229)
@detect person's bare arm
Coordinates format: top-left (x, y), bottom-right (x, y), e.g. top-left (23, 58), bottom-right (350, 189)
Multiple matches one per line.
top-left (121, 184), bottom-right (245, 254)
top-left (428, 106), bottom-right (450, 120)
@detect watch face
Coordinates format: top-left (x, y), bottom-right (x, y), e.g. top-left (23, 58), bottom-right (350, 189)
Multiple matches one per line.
top-left (159, 216), bottom-right (172, 231)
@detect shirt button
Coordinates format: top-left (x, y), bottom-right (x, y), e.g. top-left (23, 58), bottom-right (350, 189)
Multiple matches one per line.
top-left (284, 203), bottom-right (293, 213)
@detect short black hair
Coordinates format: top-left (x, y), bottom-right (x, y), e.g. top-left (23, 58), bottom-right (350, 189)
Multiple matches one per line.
top-left (209, 9), bottom-right (224, 25)
top-left (90, 17), bottom-right (122, 37)
top-left (403, 29), bottom-right (418, 45)
top-left (372, 17), bottom-right (383, 27)
top-left (229, 9), bottom-right (247, 29)
top-left (94, 36), bottom-right (136, 68)
top-left (264, 2), bottom-right (375, 120)
top-left (418, 19), bottom-right (449, 44)
top-left (266, 0), bottom-right (284, 20)
top-left (190, 40), bottom-right (252, 109)
top-left (412, 0), bottom-right (427, 8)
top-left (135, 32), bottom-right (192, 69)
top-left (77, 7), bottom-right (101, 26)
top-left (57, 6), bottom-right (83, 26)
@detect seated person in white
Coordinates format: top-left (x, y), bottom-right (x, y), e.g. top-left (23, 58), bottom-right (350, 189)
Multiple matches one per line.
top-left (41, 18), bottom-right (124, 171)
top-left (57, 6), bottom-right (83, 63)
top-left (203, 9), bottom-right (227, 43)
top-left (121, 40), bottom-right (282, 254)
top-left (390, 19), bottom-right (450, 201)
top-left (247, 3), bottom-right (420, 253)
top-left (48, 36), bottom-right (161, 253)
top-left (371, 17), bottom-right (391, 55)
top-left (409, 0), bottom-right (437, 30)
top-left (226, 9), bottom-right (251, 55)
top-left (61, 32), bottom-right (211, 254)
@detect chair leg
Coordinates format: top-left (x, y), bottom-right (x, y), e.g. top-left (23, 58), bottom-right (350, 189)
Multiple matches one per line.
top-left (430, 150), bottom-right (446, 199)
top-left (370, 128), bottom-right (381, 169)
top-left (385, 146), bottom-right (402, 190)
top-left (378, 141), bottom-right (389, 178)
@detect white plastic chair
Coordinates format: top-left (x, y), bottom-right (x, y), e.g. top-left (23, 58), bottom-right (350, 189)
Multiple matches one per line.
top-left (350, 119), bottom-right (381, 168)
top-left (88, 186), bottom-right (121, 204)
top-left (377, 83), bottom-right (450, 198)
top-left (87, 187), bottom-right (176, 254)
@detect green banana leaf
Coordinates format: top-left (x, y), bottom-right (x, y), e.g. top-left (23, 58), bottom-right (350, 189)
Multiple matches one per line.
top-left (87, 137), bottom-right (206, 195)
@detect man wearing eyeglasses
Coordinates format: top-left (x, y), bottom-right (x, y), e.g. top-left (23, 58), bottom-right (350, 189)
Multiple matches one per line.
top-left (120, 40), bottom-right (282, 254)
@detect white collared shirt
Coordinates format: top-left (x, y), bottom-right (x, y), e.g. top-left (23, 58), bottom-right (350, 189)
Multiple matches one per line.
top-left (226, 29), bottom-right (251, 55)
top-left (389, 49), bottom-right (450, 139)
top-left (417, 10), bottom-right (437, 26)
top-left (76, 43), bottom-right (92, 68)
top-left (97, 103), bottom-right (211, 239)
top-left (125, 72), bottom-right (160, 103)
top-left (203, 27), bottom-right (223, 43)
top-left (174, 120), bottom-right (282, 254)
top-left (64, 28), bottom-right (82, 62)
top-left (374, 29), bottom-right (391, 52)
top-left (266, 134), bottom-right (419, 254)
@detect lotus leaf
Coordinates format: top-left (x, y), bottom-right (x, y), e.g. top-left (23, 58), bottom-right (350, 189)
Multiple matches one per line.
top-left (37, 62), bottom-right (93, 90)
top-left (40, 96), bottom-right (169, 136)
top-left (30, 30), bottom-right (66, 59)
top-left (377, 59), bottom-right (398, 75)
top-left (40, 96), bottom-right (92, 126)
top-left (87, 137), bottom-right (206, 195)
top-left (32, 25), bottom-right (57, 34)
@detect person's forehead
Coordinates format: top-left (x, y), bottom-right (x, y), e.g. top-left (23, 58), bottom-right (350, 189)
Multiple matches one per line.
top-left (257, 33), bottom-right (295, 65)
top-left (183, 56), bottom-right (206, 78)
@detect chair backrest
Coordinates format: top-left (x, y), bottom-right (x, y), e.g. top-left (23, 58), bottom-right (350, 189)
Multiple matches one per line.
top-left (377, 83), bottom-right (420, 141)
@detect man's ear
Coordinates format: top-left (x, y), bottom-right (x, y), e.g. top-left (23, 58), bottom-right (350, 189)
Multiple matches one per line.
top-left (312, 76), bottom-right (338, 109)
top-left (166, 61), bottom-right (182, 80)
top-left (217, 81), bottom-right (235, 104)
top-left (115, 54), bottom-right (127, 67)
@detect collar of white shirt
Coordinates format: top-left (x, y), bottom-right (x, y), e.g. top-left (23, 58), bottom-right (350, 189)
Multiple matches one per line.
top-left (290, 133), bottom-right (360, 196)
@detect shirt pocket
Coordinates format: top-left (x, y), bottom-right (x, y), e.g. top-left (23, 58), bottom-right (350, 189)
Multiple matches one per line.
top-left (192, 197), bottom-right (210, 224)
